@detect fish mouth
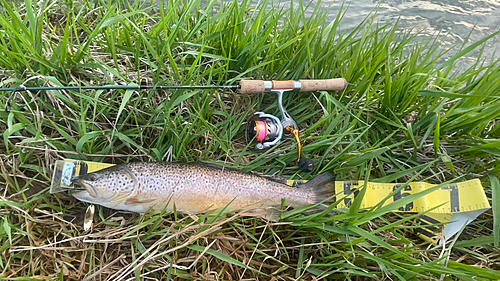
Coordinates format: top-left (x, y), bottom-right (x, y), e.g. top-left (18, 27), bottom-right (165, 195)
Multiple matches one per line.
top-left (71, 178), bottom-right (99, 198)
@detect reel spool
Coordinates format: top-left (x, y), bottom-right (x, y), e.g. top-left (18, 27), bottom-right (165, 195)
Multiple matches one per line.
top-left (246, 112), bottom-right (283, 150)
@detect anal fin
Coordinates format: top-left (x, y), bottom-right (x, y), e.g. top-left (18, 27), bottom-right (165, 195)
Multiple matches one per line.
top-left (265, 207), bottom-right (283, 221)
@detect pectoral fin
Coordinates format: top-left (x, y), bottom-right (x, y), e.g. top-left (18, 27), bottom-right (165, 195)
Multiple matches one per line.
top-left (124, 191), bottom-right (156, 206)
top-left (124, 197), bottom-right (155, 206)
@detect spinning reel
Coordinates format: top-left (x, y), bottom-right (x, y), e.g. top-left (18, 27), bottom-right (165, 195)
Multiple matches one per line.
top-left (246, 89), bottom-right (314, 172)
top-left (243, 79), bottom-right (347, 173)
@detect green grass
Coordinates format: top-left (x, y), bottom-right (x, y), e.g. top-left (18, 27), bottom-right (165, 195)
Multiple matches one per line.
top-left (1, 0), bottom-right (500, 279)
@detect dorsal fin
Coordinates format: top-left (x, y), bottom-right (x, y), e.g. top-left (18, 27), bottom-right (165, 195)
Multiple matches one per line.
top-left (195, 162), bottom-right (234, 171)
top-left (260, 175), bottom-right (287, 184)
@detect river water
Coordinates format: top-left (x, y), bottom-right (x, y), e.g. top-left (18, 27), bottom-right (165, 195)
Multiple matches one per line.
top-left (149, 0), bottom-right (500, 66)
top-left (278, 0), bottom-right (500, 66)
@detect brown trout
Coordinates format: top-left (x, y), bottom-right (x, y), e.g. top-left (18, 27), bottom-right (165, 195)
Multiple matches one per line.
top-left (70, 162), bottom-right (334, 218)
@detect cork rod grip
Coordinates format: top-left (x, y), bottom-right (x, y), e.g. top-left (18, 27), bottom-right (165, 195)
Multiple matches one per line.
top-left (239, 78), bottom-right (347, 94)
top-left (239, 80), bottom-right (265, 94)
top-left (299, 78), bottom-right (347, 92)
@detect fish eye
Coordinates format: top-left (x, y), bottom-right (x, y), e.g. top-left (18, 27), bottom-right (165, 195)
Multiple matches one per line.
top-left (88, 174), bottom-right (97, 181)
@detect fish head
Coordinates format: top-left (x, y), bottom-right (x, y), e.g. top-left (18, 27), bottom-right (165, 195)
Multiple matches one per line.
top-left (70, 165), bottom-right (137, 207)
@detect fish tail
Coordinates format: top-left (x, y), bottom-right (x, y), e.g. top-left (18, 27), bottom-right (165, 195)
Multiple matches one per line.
top-left (264, 172), bottom-right (335, 221)
top-left (300, 172), bottom-right (336, 204)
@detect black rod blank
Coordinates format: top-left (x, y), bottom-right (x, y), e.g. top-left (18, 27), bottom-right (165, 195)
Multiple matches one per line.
top-left (2, 84), bottom-right (240, 112)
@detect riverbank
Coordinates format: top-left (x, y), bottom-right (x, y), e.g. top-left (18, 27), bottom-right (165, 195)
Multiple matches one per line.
top-left (0, 0), bottom-right (499, 279)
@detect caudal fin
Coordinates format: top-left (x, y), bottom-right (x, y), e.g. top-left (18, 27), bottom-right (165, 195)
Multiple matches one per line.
top-left (299, 172), bottom-right (336, 204)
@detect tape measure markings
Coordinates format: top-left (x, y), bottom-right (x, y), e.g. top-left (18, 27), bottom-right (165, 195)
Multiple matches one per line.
top-left (335, 179), bottom-right (490, 214)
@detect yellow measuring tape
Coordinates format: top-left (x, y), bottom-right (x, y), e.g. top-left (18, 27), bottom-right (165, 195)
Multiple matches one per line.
top-left (331, 180), bottom-right (490, 243)
top-left (52, 160), bottom-right (490, 243)
top-left (334, 180), bottom-right (489, 213)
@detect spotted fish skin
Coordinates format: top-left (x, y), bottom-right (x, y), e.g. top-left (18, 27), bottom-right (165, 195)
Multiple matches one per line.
top-left (71, 162), bottom-right (334, 215)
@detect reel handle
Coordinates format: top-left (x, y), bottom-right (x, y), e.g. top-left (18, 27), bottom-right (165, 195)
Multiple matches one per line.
top-left (239, 78), bottom-right (347, 94)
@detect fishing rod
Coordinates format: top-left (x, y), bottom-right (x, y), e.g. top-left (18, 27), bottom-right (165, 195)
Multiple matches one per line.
top-left (1, 78), bottom-right (347, 172)
top-left (1, 78), bottom-right (346, 111)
